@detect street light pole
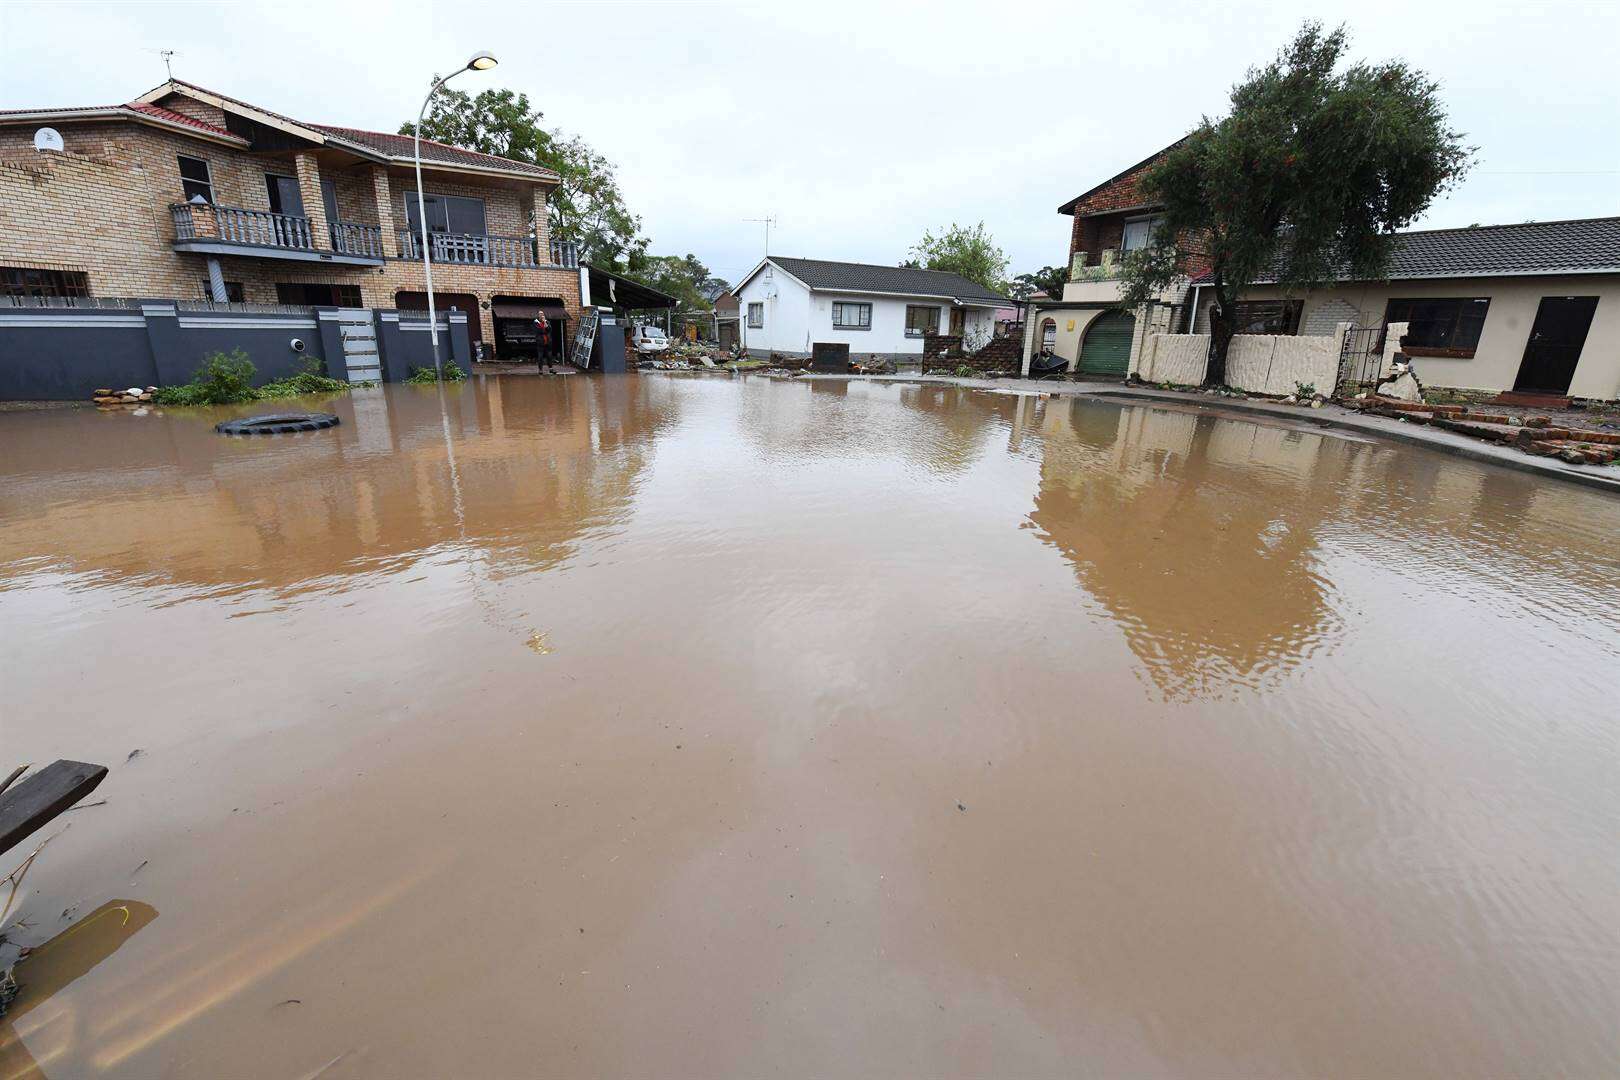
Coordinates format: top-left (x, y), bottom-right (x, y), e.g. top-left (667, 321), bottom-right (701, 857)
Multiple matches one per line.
top-left (413, 50), bottom-right (498, 377)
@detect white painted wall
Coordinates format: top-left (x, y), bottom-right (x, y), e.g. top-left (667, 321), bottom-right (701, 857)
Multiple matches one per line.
top-left (734, 260), bottom-right (999, 358)
top-left (1136, 324), bottom-right (1348, 395)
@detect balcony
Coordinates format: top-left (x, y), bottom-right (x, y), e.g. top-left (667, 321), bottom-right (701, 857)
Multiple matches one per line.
top-left (170, 203), bottom-right (384, 266)
top-left (397, 231), bottom-right (580, 270)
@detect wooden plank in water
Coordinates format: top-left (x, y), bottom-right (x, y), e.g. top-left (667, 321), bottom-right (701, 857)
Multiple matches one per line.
top-left (0, 760), bottom-right (108, 856)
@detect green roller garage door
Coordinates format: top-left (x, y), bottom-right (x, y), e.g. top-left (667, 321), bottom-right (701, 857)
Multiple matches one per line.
top-left (1078, 310), bottom-right (1135, 376)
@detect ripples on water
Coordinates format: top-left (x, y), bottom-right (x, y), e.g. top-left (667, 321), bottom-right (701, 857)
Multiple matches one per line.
top-left (1, 376), bottom-right (1616, 1078)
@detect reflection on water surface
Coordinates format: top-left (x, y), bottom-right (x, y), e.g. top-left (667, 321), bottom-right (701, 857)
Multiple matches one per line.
top-left (2, 377), bottom-right (1616, 1077)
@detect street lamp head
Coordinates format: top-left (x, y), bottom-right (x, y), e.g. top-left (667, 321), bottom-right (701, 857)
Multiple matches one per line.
top-left (466, 51), bottom-right (498, 71)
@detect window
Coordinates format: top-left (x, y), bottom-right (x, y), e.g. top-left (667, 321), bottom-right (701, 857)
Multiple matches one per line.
top-left (275, 282), bottom-right (362, 307)
top-left (1383, 297), bottom-right (1491, 357)
top-left (747, 302), bottom-right (764, 328)
top-left (1121, 213), bottom-right (1166, 252)
top-left (832, 301), bottom-right (871, 330)
top-left (404, 192), bottom-right (487, 235)
top-left (1041, 318), bottom-right (1057, 350)
top-left (265, 174), bottom-right (305, 217)
top-left (3, 266), bottom-right (90, 297)
top-left (904, 304), bottom-right (940, 337)
top-left (1230, 300), bottom-right (1303, 335)
top-left (178, 155), bottom-right (214, 203)
top-left (198, 280), bottom-right (245, 302)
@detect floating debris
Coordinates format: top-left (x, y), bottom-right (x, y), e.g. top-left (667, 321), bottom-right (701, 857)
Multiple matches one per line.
top-left (525, 631), bottom-right (553, 655)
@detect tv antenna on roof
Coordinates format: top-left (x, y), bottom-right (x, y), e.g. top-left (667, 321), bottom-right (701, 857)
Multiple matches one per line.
top-left (744, 215), bottom-right (776, 256)
top-left (147, 49), bottom-right (178, 79)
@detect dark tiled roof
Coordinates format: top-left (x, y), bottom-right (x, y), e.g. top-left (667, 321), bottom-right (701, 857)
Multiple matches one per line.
top-left (766, 257), bottom-right (1007, 303)
top-left (311, 125), bottom-right (558, 180)
top-left (1194, 217), bottom-right (1620, 284)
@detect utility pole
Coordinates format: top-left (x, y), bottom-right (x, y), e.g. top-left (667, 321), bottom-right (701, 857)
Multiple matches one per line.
top-left (744, 215), bottom-right (776, 257)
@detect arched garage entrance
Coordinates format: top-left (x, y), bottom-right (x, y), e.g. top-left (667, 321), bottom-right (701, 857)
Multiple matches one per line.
top-left (1077, 309), bottom-right (1135, 377)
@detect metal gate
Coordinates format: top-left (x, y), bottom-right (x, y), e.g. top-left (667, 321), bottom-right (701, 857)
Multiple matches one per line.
top-left (333, 309), bottom-right (380, 383)
top-left (1336, 326), bottom-right (1385, 395)
top-left (1078, 310), bottom-right (1135, 376)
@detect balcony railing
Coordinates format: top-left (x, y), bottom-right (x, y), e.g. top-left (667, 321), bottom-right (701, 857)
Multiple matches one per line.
top-left (330, 220), bottom-right (385, 258)
top-left (1070, 248), bottom-right (1126, 282)
top-left (396, 231), bottom-right (580, 269)
top-left (172, 203), bottom-right (313, 250)
top-left (172, 204), bottom-right (384, 262)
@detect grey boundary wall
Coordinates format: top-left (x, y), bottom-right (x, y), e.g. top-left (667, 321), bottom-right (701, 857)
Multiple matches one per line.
top-left (0, 303), bottom-right (471, 400)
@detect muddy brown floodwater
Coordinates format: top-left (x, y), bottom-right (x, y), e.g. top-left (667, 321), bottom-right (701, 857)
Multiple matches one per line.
top-left (1, 376), bottom-right (1617, 1077)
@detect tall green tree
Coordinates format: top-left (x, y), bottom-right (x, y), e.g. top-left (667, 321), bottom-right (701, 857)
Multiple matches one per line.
top-left (1007, 265), bottom-right (1068, 301)
top-left (625, 253), bottom-right (730, 313)
top-left (1120, 23), bottom-right (1472, 386)
top-left (906, 222), bottom-right (1008, 292)
top-left (403, 88), bottom-right (646, 270)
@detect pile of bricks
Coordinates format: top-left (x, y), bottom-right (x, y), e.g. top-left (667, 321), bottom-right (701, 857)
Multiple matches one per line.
top-left (1349, 395), bottom-right (1618, 466)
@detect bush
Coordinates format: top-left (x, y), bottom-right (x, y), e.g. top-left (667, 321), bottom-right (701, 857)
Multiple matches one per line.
top-left (152, 349), bottom-right (257, 405)
top-left (152, 352), bottom-right (354, 406)
top-left (405, 362), bottom-right (467, 384)
top-left (1294, 381), bottom-right (1318, 399)
top-left (954, 364), bottom-right (975, 378)
top-left (259, 358), bottom-right (351, 399)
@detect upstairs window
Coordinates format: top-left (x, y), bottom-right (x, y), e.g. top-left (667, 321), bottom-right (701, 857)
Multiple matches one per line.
top-left (904, 304), bottom-right (939, 337)
top-left (178, 155), bottom-right (214, 203)
top-left (832, 301), bottom-right (871, 329)
top-left (3, 266), bottom-right (90, 297)
top-left (1121, 213), bottom-right (1166, 252)
top-left (404, 192), bottom-right (487, 235)
top-left (747, 302), bottom-right (763, 328)
top-left (265, 174), bottom-right (305, 217)
top-left (1383, 297), bottom-right (1491, 357)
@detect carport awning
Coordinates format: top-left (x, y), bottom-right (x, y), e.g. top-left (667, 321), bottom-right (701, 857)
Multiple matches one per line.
top-left (492, 300), bottom-right (567, 320)
top-left (586, 264), bottom-right (678, 310)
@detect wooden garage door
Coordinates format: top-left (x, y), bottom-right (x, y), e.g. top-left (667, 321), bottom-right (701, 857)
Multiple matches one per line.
top-left (1078, 310), bottom-right (1135, 376)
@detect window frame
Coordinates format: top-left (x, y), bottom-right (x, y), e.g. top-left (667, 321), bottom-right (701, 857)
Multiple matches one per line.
top-left (2, 266), bottom-right (91, 298)
top-left (1230, 299), bottom-right (1303, 336)
top-left (403, 191), bottom-right (488, 236)
top-left (1382, 296), bottom-right (1492, 358)
top-left (1120, 213), bottom-right (1167, 253)
top-left (746, 302), bottom-right (764, 328)
top-left (831, 301), bottom-right (872, 330)
top-left (264, 173), bottom-right (305, 217)
top-left (177, 155), bottom-right (214, 204)
top-left (198, 279), bottom-right (245, 302)
top-left (274, 282), bottom-right (363, 307)
top-left (904, 304), bottom-right (940, 338)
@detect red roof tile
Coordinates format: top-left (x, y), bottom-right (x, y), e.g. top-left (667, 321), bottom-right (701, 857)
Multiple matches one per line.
top-left (125, 101), bottom-right (235, 139)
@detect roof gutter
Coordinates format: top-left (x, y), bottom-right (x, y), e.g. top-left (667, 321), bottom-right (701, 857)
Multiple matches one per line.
top-left (1204, 266), bottom-right (1620, 287)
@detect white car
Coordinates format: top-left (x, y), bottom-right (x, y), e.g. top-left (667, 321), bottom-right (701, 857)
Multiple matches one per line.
top-left (630, 325), bottom-right (670, 353)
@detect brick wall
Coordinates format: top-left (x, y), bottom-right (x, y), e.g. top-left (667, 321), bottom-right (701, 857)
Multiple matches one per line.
top-left (0, 118), bottom-right (580, 351)
top-left (1063, 141), bottom-right (1211, 281)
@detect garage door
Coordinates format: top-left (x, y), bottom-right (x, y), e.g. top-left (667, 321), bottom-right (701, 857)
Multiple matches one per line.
top-left (1078, 310), bottom-right (1135, 376)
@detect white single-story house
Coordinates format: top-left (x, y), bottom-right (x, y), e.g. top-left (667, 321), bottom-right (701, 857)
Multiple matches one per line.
top-left (1186, 217), bottom-right (1620, 400)
top-left (731, 257), bottom-right (1007, 362)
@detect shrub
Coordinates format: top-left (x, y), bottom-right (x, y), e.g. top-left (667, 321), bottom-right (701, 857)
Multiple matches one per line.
top-left (1294, 381), bottom-right (1318, 399)
top-left (153, 352), bottom-right (355, 406)
top-left (152, 349), bottom-right (257, 406)
top-left (954, 364), bottom-right (975, 378)
top-left (405, 362), bottom-right (467, 384)
top-left (259, 358), bottom-right (351, 399)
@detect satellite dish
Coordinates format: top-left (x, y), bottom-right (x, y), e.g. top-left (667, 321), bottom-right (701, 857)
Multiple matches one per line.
top-left (33, 127), bottom-right (64, 152)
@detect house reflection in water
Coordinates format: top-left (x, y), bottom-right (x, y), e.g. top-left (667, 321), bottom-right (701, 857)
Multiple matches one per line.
top-left (1024, 399), bottom-right (1347, 699)
top-left (0, 377), bottom-right (681, 599)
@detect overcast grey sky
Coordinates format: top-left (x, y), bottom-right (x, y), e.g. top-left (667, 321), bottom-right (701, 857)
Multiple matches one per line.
top-left (4, 0), bottom-right (1617, 287)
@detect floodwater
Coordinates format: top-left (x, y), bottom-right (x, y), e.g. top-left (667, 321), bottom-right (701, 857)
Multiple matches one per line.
top-left (2, 376), bottom-right (1617, 1078)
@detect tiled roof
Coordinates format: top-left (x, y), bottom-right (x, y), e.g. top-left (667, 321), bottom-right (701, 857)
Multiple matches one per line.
top-left (0, 102), bottom-right (243, 143)
top-left (125, 101), bottom-right (235, 139)
top-left (1193, 217), bottom-right (1620, 284)
top-left (765, 257), bottom-right (1008, 303)
top-left (310, 125), bottom-right (558, 180)
top-left (151, 80), bottom-right (558, 181)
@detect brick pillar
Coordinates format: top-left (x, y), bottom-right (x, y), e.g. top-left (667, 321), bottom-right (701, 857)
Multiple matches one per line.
top-left (528, 184), bottom-right (551, 257)
top-left (294, 152), bottom-right (330, 250)
top-left (370, 167), bottom-right (397, 257)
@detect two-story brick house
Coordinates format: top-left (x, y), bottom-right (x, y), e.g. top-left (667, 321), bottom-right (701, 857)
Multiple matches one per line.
top-left (0, 79), bottom-right (583, 362)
